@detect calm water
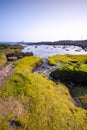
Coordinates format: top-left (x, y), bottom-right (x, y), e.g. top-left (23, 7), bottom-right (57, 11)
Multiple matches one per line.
top-left (22, 45), bottom-right (87, 58)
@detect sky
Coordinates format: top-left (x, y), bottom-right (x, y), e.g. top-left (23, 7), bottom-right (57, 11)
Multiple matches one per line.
top-left (0, 0), bottom-right (87, 42)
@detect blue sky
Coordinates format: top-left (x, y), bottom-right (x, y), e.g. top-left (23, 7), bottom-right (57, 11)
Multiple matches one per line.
top-left (0, 0), bottom-right (87, 42)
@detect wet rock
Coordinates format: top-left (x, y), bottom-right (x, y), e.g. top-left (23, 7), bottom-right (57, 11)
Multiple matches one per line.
top-left (33, 59), bottom-right (61, 77)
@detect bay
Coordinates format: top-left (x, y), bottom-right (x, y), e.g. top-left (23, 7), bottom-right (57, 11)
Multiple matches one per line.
top-left (22, 45), bottom-right (87, 58)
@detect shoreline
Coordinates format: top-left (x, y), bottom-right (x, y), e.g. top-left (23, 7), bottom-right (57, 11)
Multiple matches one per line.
top-left (18, 40), bottom-right (87, 50)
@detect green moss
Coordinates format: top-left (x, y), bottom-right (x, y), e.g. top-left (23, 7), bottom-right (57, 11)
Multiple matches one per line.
top-left (0, 56), bottom-right (87, 130)
top-left (49, 54), bottom-right (87, 110)
top-left (14, 56), bottom-right (42, 73)
top-left (0, 117), bottom-right (9, 130)
top-left (0, 56), bottom-right (42, 98)
top-left (0, 44), bottom-right (23, 53)
top-left (48, 54), bottom-right (87, 65)
top-left (0, 52), bottom-right (7, 67)
top-left (49, 54), bottom-right (87, 83)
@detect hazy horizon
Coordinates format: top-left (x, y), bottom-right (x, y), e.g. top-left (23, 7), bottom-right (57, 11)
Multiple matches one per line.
top-left (0, 0), bottom-right (87, 42)
top-left (1, 39), bottom-right (87, 43)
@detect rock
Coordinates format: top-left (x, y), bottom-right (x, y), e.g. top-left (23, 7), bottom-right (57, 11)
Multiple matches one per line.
top-left (6, 52), bottom-right (33, 61)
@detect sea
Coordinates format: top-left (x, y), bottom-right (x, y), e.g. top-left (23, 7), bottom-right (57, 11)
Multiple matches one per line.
top-left (22, 44), bottom-right (87, 58)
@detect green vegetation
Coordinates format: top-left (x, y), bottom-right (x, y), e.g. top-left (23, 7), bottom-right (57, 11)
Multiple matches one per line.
top-left (48, 54), bottom-right (87, 83)
top-left (0, 52), bottom-right (7, 68)
top-left (0, 54), bottom-right (87, 130)
top-left (48, 54), bottom-right (87, 65)
top-left (48, 54), bottom-right (87, 111)
top-left (0, 44), bottom-right (23, 68)
top-left (0, 44), bottom-right (23, 53)
top-left (48, 53), bottom-right (87, 77)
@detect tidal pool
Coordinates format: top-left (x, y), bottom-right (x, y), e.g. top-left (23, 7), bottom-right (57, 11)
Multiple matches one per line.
top-left (22, 45), bottom-right (87, 58)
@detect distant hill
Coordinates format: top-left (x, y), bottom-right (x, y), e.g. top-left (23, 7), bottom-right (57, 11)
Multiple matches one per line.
top-left (0, 42), bottom-right (17, 44)
top-left (1, 40), bottom-right (87, 50)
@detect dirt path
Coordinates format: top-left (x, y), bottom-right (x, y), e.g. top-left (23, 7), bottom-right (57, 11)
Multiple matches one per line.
top-left (0, 64), bottom-right (14, 86)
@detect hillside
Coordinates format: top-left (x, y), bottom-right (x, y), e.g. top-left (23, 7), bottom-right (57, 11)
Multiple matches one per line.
top-left (0, 49), bottom-right (87, 129)
top-left (48, 54), bottom-right (87, 109)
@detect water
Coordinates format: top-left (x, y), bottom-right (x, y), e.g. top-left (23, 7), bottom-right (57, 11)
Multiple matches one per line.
top-left (22, 45), bottom-right (87, 58)
top-left (33, 58), bottom-right (62, 76)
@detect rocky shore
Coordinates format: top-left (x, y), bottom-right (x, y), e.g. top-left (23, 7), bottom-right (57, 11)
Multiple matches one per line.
top-left (19, 40), bottom-right (87, 50)
top-left (5, 52), bottom-right (33, 61)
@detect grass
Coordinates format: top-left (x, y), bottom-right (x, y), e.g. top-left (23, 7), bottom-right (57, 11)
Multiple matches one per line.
top-left (48, 54), bottom-right (87, 111)
top-left (0, 52), bottom-right (7, 68)
top-left (0, 55), bottom-right (87, 129)
top-left (48, 54), bottom-right (87, 65)
top-left (48, 54), bottom-right (87, 81)
top-left (0, 44), bottom-right (23, 53)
